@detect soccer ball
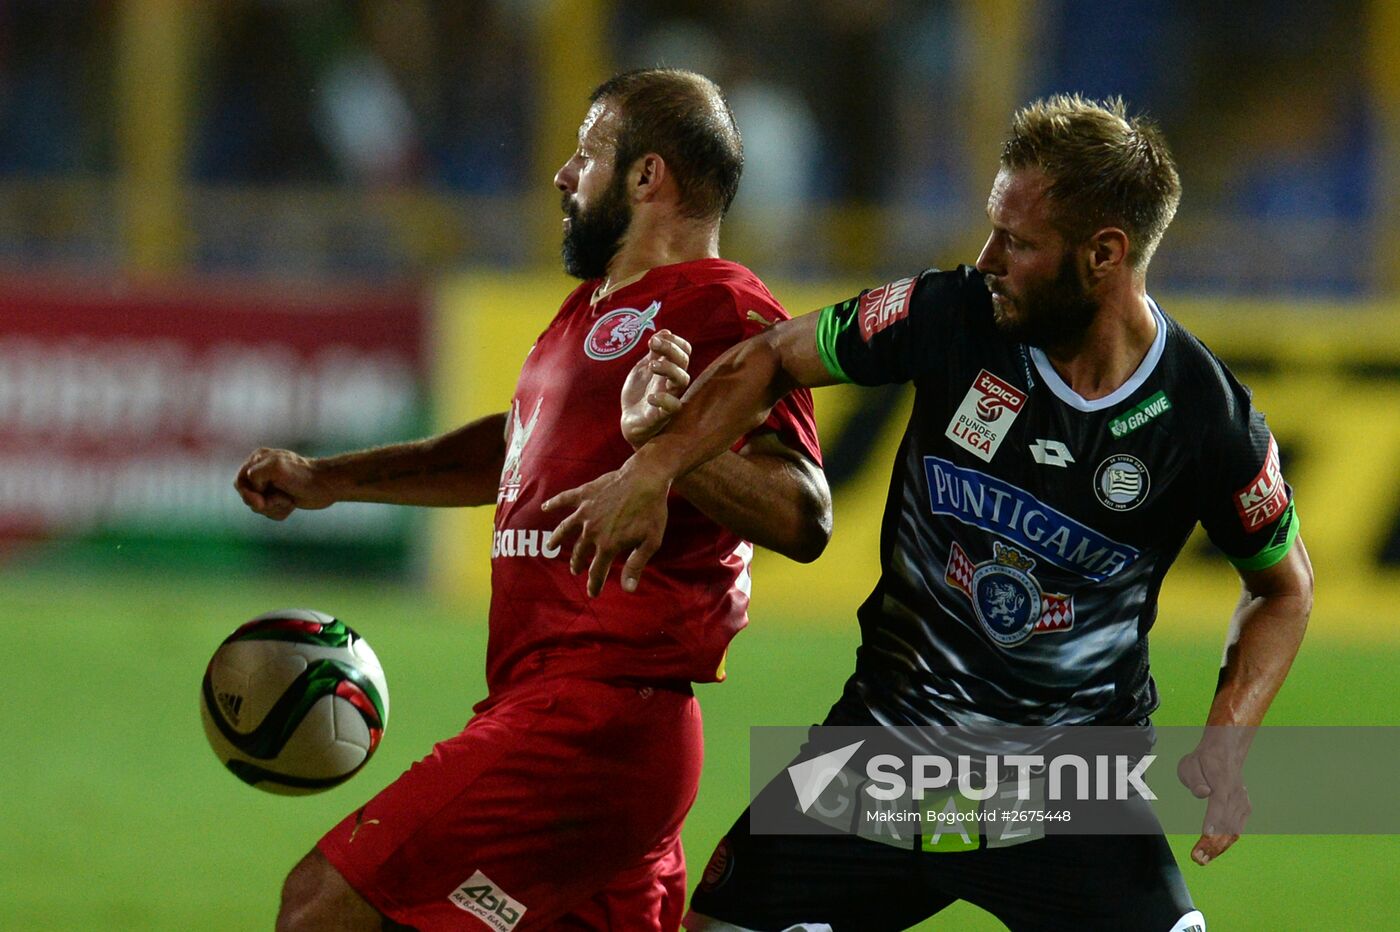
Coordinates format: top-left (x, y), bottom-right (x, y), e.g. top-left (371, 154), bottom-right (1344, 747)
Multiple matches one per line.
top-left (199, 609), bottom-right (389, 795)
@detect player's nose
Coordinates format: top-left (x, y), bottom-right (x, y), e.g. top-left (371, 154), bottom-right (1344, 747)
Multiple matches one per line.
top-left (554, 159), bottom-right (577, 194)
top-left (974, 232), bottom-right (1003, 277)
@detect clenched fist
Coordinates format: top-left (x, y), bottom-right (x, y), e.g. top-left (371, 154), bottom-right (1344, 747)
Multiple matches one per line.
top-left (234, 447), bottom-right (336, 521)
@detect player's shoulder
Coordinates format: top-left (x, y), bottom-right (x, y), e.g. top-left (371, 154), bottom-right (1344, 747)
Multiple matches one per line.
top-left (655, 258), bottom-right (788, 330)
top-left (1155, 302), bottom-right (1255, 425)
top-left (841, 264), bottom-right (991, 328)
top-left (903, 264), bottom-right (995, 322)
top-left (676, 257), bottom-right (777, 302)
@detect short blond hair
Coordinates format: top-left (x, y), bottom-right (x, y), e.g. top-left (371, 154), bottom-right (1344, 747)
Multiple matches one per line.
top-left (1002, 94), bottom-right (1181, 268)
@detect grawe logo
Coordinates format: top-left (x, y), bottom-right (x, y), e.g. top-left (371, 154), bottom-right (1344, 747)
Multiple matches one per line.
top-left (1109, 391), bottom-right (1172, 438)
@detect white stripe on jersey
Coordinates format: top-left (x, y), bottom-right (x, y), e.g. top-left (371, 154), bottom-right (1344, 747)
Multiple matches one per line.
top-left (733, 541), bottom-right (754, 599)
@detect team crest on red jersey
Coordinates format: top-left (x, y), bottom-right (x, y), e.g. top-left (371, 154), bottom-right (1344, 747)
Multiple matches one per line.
top-left (585, 300), bottom-right (661, 361)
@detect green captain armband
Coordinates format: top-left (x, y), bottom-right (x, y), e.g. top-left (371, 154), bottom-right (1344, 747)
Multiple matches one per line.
top-left (815, 301), bottom-right (855, 384)
top-left (1229, 500), bottom-right (1299, 571)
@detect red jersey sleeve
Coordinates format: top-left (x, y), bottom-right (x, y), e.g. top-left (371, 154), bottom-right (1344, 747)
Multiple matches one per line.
top-left (677, 284), bottom-right (823, 467)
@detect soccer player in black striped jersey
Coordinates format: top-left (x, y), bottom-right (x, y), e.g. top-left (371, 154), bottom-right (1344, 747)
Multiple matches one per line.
top-left (548, 95), bottom-right (1313, 931)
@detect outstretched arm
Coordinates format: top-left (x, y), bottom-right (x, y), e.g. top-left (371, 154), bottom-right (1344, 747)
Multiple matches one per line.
top-left (1177, 537), bottom-right (1313, 865)
top-left (235, 412), bottom-right (509, 519)
top-left (545, 312), bottom-right (837, 595)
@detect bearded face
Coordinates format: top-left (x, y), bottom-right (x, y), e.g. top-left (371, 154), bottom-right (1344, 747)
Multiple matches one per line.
top-left (561, 168), bottom-right (633, 281)
top-left (989, 247), bottom-right (1099, 350)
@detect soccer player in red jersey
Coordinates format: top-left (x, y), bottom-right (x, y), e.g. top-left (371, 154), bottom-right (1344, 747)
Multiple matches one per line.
top-left (234, 69), bottom-right (829, 931)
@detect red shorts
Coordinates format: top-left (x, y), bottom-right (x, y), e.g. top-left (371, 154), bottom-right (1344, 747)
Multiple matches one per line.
top-left (319, 676), bottom-right (703, 931)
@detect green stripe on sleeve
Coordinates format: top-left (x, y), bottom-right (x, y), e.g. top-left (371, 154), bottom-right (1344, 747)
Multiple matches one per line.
top-left (814, 302), bottom-right (854, 384)
top-left (1229, 500), bottom-right (1299, 571)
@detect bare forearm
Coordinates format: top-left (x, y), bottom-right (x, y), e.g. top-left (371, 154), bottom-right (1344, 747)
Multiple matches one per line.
top-left (1207, 595), bottom-right (1309, 727)
top-left (637, 315), bottom-right (830, 482)
top-left (674, 446), bottom-right (831, 562)
top-left (1207, 541), bottom-right (1313, 728)
top-left (317, 412), bottom-right (507, 508)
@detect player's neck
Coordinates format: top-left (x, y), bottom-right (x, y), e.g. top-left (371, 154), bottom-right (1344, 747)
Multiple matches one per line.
top-left (599, 216), bottom-right (721, 296)
top-left (1040, 286), bottom-right (1156, 401)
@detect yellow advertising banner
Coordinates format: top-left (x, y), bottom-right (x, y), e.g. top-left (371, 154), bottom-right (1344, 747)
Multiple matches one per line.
top-left (430, 273), bottom-right (1400, 639)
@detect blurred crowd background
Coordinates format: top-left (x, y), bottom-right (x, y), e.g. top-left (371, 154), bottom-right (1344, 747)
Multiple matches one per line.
top-left (2, 0), bottom-right (1399, 585)
top-left (1, 0), bottom-right (1395, 292)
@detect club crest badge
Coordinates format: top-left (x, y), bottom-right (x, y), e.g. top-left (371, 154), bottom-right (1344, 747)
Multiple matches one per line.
top-left (945, 541), bottom-right (1074, 648)
top-left (584, 300), bottom-right (661, 361)
top-left (1094, 454), bottom-right (1150, 511)
top-left (944, 369), bottom-right (1026, 463)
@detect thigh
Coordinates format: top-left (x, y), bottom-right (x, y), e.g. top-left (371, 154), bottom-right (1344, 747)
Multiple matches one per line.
top-left (943, 831), bottom-right (1196, 932)
top-left (686, 808), bottom-right (953, 932)
top-left (320, 679), bottom-right (704, 931)
top-left (554, 830), bottom-right (688, 932)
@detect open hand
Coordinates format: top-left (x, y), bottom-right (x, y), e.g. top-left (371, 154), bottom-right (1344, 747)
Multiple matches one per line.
top-left (542, 459), bottom-right (672, 597)
top-left (1177, 729), bottom-right (1253, 865)
top-left (234, 447), bottom-right (335, 520)
top-left (620, 330), bottom-right (693, 449)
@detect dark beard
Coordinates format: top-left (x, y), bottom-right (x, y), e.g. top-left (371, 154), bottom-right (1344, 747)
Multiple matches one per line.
top-left (992, 252), bottom-right (1098, 350)
top-left (560, 178), bottom-right (632, 280)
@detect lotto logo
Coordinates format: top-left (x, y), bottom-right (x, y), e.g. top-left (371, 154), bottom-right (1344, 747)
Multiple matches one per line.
top-left (1234, 436), bottom-right (1287, 531)
top-left (858, 277), bottom-right (916, 341)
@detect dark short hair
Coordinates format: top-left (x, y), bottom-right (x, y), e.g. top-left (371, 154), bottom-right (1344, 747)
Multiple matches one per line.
top-left (1001, 94), bottom-right (1182, 268)
top-left (590, 69), bottom-right (744, 220)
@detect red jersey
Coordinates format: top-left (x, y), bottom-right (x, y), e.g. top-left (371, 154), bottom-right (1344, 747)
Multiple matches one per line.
top-left (486, 258), bottom-right (822, 693)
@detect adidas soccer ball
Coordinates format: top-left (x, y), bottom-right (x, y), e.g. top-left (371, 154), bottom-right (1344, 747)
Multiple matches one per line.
top-left (199, 609), bottom-right (389, 795)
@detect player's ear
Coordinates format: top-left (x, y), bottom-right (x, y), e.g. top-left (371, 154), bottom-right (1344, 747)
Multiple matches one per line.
top-left (629, 153), bottom-right (667, 204)
top-left (1085, 227), bottom-right (1130, 281)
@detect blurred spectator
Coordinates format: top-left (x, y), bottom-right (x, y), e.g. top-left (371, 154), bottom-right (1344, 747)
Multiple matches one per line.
top-left (192, 0), bottom-right (531, 193)
top-left (191, 3), bottom-right (336, 185)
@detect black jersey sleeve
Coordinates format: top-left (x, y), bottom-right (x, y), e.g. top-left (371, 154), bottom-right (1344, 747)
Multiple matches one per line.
top-left (814, 266), bottom-right (991, 386)
top-left (1197, 376), bottom-right (1298, 570)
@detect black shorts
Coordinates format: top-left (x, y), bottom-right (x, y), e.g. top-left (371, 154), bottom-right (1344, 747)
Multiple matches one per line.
top-left (686, 808), bottom-right (1197, 931)
top-left (687, 690), bottom-right (1199, 932)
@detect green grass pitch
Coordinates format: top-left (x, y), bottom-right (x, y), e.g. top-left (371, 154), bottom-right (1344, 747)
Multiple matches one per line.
top-left (2, 565), bottom-right (1395, 930)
